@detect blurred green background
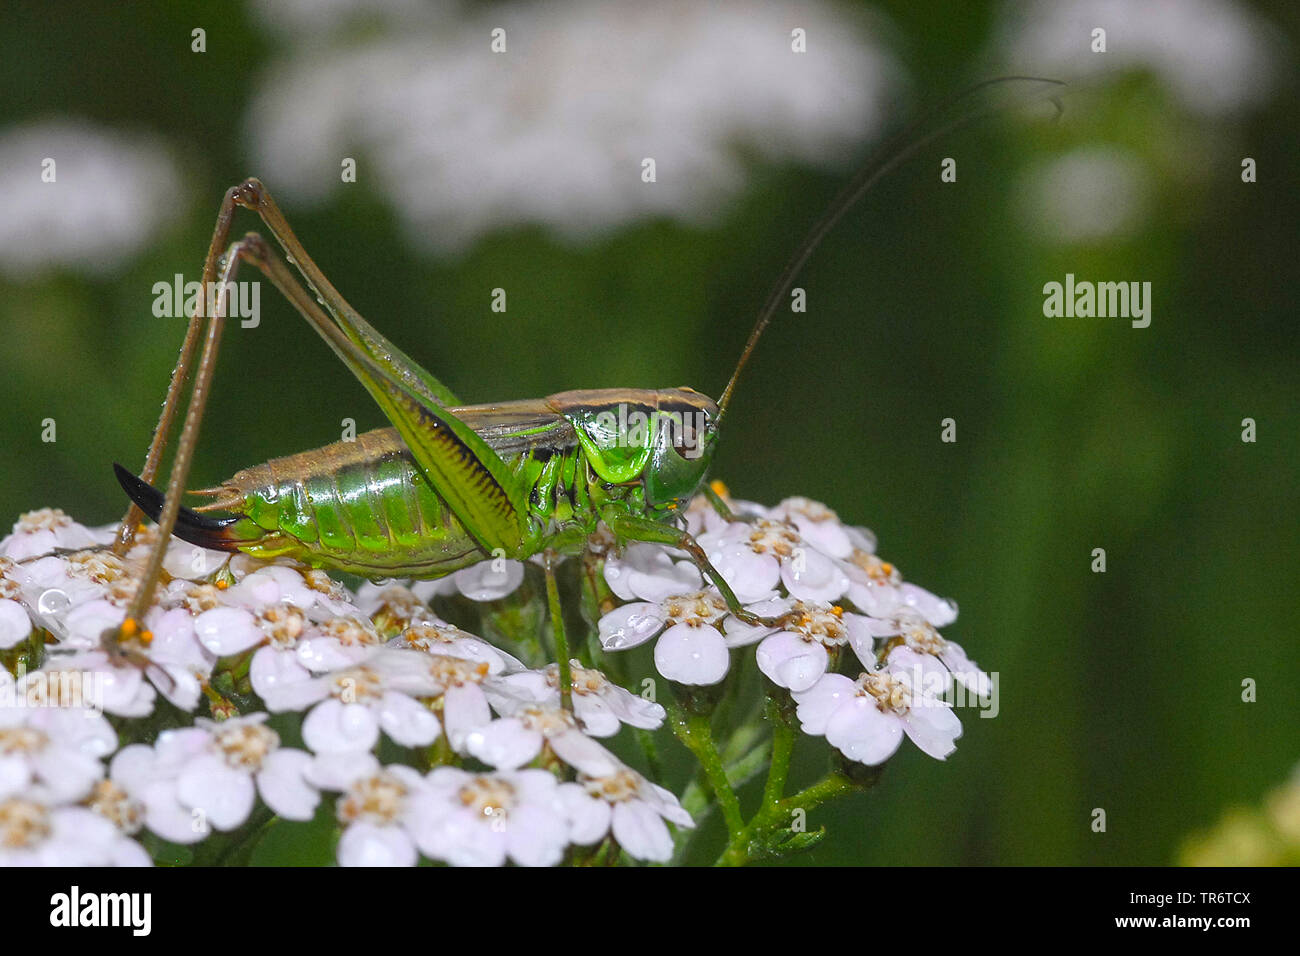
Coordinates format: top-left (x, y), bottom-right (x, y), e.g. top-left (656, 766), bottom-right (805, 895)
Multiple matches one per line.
top-left (0, 0), bottom-right (1295, 865)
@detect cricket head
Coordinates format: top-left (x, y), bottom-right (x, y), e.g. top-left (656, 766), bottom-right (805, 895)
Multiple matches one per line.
top-left (547, 387), bottom-right (719, 512)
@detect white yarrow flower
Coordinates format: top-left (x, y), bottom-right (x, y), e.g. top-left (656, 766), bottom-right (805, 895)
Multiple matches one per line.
top-left (794, 660), bottom-right (962, 766)
top-left (414, 767), bottom-right (569, 867)
top-left (559, 766), bottom-right (694, 863)
top-left (487, 662), bottom-right (665, 737)
top-left (0, 799), bottom-right (151, 866)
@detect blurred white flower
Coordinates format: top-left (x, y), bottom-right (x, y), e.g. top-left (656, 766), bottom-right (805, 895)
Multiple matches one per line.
top-left (252, 0), bottom-right (443, 39)
top-left (992, 0), bottom-right (1282, 117)
top-left (0, 121), bottom-right (182, 278)
top-left (325, 758), bottom-right (431, 867)
top-left (0, 703), bottom-right (117, 805)
top-left (1014, 145), bottom-right (1151, 243)
top-left (0, 799), bottom-right (151, 866)
top-left (246, 0), bottom-right (898, 251)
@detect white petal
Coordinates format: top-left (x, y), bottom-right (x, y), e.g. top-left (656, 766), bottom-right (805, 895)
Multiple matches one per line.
top-left (899, 582), bottom-right (958, 627)
top-left (378, 691), bottom-right (441, 748)
top-left (464, 719), bottom-right (541, 770)
top-left (296, 635), bottom-right (363, 673)
top-left (423, 807), bottom-right (508, 867)
top-left (257, 749), bottom-right (320, 820)
top-left (505, 803), bottom-right (568, 867)
top-left (887, 645), bottom-right (953, 696)
top-left (557, 783), bottom-right (611, 845)
top-left (442, 683), bottom-right (491, 751)
top-left (31, 707), bottom-right (117, 758)
top-left (31, 748), bottom-right (103, 803)
top-left (653, 623), bottom-right (730, 685)
top-left (595, 686), bottom-right (665, 730)
top-left (483, 670), bottom-right (553, 716)
top-left (901, 699), bottom-right (962, 761)
top-left (790, 514), bottom-right (853, 559)
top-left (645, 782), bottom-right (695, 828)
top-left (604, 544), bottom-right (701, 602)
top-left (108, 744), bottom-right (157, 793)
top-left (756, 632), bottom-right (828, 692)
top-left (306, 750), bottom-right (380, 791)
top-left (941, 641), bottom-right (991, 698)
top-left (825, 697), bottom-right (904, 765)
top-left (153, 665), bottom-right (202, 713)
top-left (302, 699), bottom-right (379, 754)
top-left (63, 599), bottom-right (124, 649)
top-left (612, 799), bottom-right (674, 862)
top-left (193, 606), bottom-right (264, 655)
top-left (597, 602), bottom-right (664, 650)
top-left (707, 544), bottom-right (779, 603)
top-left (0, 599), bottom-right (32, 649)
top-left (549, 730), bottom-right (621, 777)
top-left (792, 673), bottom-right (857, 736)
top-left (141, 780), bottom-right (208, 844)
top-left (721, 597), bottom-right (787, 647)
top-left (453, 560), bottom-right (525, 601)
top-left (177, 754), bottom-right (255, 830)
top-left (338, 822), bottom-right (417, 867)
top-left (571, 695), bottom-right (621, 737)
top-left (250, 646), bottom-right (314, 705)
top-left (0, 755), bottom-right (32, 800)
top-left (780, 548), bottom-right (849, 602)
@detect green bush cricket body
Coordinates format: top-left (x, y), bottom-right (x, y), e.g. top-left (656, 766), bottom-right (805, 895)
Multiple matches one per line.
top-left (108, 77), bottom-right (1064, 672)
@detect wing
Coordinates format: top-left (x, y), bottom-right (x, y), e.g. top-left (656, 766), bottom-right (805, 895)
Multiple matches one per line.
top-left (452, 399), bottom-right (578, 459)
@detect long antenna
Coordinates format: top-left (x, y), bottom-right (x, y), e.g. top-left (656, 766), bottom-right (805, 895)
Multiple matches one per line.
top-left (715, 75), bottom-right (1065, 422)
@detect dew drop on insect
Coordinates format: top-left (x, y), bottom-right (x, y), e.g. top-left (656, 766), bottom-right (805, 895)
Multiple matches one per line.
top-left (37, 588), bottom-right (70, 616)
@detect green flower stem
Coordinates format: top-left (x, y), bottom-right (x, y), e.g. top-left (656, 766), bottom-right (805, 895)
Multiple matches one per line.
top-left (717, 772), bottom-right (858, 867)
top-left (635, 727), bottom-right (663, 783)
top-left (542, 553), bottom-right (573, 712)
top-left (761, 697), bottom-right (797, 809)
top-left (670, 703), bottom-right (745, 837)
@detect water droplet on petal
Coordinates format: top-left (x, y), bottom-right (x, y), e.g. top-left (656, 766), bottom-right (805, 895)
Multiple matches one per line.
top-left (38, 587), bottom-right (69, 616)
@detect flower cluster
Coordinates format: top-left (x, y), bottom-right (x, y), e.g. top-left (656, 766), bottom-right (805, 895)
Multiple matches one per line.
top-left (0, 487), bottom-right (986, 867)
top-left (599, 490), bottom-right (988, 766)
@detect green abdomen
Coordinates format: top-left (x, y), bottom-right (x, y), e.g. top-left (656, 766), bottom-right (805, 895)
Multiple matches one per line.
top-left (229, 429), bottom-right (487, 577)
top-left (217, 426), bottom-right (608, 578)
